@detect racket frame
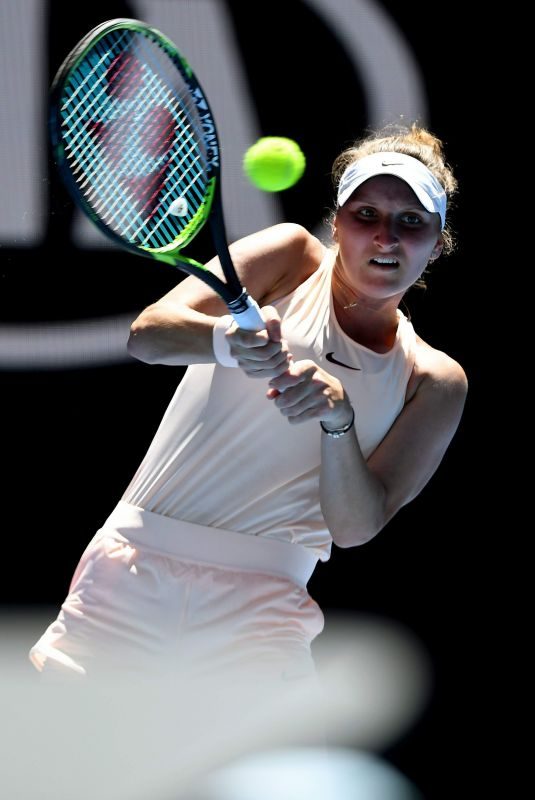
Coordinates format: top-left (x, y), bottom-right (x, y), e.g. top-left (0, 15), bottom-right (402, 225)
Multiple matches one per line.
top-left (49, 18), bottom-right (262, 324)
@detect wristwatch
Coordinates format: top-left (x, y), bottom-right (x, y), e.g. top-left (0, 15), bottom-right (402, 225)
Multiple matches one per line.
top-left (320, 407), bottom-right (355, 438)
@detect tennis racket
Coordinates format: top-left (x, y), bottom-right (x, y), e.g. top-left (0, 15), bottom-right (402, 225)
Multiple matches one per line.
top-left (49, 17), bottom-right (264, 331)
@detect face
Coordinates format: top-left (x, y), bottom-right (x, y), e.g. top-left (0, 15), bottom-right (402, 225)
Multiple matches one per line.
top-left (334, 174), bottom-right (443, 302)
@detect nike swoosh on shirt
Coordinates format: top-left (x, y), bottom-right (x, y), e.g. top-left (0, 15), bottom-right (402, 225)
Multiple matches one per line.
top-left (325, 352), bottom-right (361, 371)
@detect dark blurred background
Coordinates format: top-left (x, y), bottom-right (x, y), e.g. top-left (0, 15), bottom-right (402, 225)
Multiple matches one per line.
top-left (1, 2), bottom-right (484, 797)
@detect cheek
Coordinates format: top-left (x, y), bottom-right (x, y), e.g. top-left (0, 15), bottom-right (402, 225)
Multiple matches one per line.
top-left (410, 236), bottom-right (439, 262)
top-left (337, 228), bottom-right (367, 257)
top-left (412, 251), bottom-right (433, 275)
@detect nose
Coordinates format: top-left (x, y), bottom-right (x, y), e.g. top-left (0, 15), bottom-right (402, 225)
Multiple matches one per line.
top-left (373, 217), bottom-right (399, 250)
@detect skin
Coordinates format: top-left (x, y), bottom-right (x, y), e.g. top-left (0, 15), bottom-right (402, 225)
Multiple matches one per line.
top-left (127, 174), bottom-right (468, 547)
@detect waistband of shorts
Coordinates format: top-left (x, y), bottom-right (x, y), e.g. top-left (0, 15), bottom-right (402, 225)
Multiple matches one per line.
top-left (99, 501), bottom-right (319, 588)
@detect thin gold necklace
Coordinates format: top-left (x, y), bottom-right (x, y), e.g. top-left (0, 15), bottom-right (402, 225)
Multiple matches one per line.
top-left (332, 260), bottom-right (412, 322)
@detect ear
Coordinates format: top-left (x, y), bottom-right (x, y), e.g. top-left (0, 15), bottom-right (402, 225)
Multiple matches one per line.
top-left (429, 238), bottom-right (443, 262)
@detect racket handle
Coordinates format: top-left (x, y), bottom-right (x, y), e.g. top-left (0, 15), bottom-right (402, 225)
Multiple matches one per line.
top-left (227, 290), bottom-right (265, 332)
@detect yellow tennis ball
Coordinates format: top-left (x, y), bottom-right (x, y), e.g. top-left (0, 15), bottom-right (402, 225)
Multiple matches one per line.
top-left (243, 137), bottom-right (306, 192)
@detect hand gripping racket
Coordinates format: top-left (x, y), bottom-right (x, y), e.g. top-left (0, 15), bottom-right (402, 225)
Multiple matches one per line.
top-left (49, 18), bottom-right (264, 331)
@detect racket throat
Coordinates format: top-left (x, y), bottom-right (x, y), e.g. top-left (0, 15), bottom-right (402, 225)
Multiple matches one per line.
top-left (226, 290), bottom-right (264, 332)
top-left (226, 288), bottom-right (256, 315)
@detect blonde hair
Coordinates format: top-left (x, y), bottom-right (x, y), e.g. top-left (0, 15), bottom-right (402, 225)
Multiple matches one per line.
top-left (331, 123), bottom-right (458, 287)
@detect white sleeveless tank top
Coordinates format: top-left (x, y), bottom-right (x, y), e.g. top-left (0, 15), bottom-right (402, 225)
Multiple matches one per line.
top-left (122, 249), bottom-right (416, 561)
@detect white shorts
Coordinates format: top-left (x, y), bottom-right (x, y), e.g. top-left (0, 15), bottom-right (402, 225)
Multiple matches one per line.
top-left (29, 502), bottom-right (324, 684)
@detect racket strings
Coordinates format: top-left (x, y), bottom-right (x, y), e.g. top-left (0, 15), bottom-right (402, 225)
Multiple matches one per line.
top-left (68, 46), bottom-right (202, 239)
top-left (59, 28), bottom-right (212, 251)
top-left (121, 33), bottom-right (212, 239)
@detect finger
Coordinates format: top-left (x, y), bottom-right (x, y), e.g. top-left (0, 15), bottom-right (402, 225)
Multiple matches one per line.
top-left (234, 341), bottom-right (291, 366)
top-left (286, 406), bottom-right (326, 424)
top-left (279, 397), bottom-right (327, 422)
top-left (268, 362), bottom-right (315, 392)
top-left (227, 328), bottom-right (272, 350)
top-left (238, 353), bottom-right (293, 379)
top-left (242, 366), bottom-right (290, 380)
top-left (231, 337), bottom-right (284, 361)
top-left (261, 305), bottom-right (283, 343)
top-left (273, 383), bottom-right (317, 411)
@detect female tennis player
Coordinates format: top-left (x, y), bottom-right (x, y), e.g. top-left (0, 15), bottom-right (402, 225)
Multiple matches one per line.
top-left (30, 123), bottom-right (467, 685)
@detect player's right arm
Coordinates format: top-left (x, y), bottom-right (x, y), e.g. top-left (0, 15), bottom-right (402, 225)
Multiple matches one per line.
top-left (126, 223), bottom-right (322, 367)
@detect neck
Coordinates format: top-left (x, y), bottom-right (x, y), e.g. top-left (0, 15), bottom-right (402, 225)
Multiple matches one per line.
top-left (331, 256), bottom-right (403, 352)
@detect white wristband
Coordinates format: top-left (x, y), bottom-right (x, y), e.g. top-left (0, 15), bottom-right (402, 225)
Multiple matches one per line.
top-left (212, 315), bottom-right (239, 368)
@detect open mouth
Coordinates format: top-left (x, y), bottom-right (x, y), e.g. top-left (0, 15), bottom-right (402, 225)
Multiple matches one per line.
top-left (369, 257), bottom-right (399, 269)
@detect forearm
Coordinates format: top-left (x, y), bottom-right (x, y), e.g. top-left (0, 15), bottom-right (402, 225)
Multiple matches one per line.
top-left (319, 428), bottom-right (387, 547)
top-left (127, 303), bottom-right (219, 365)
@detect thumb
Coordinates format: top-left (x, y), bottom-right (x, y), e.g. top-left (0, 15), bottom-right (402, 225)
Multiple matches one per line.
top-left (261, 305), bottom-right (283, 343)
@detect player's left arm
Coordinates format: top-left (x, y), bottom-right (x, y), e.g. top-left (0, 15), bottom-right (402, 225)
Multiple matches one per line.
top-left (319, 347), bottom-right (468, 548)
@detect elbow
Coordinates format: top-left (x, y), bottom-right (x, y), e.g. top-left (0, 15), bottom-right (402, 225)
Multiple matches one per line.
top-left (327, 506), bottom-right (387, 548)
top-left (126, 311), bottom-right (159, 364)
top-left (331, 497), bottom-right (408, 548)
top-left (330, 522), bottom-right (383, 549)
top-left (322, 490), bottom-right (388, 549)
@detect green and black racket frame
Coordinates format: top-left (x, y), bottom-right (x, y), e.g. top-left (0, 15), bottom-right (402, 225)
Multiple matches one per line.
top-left (49, 17), bottom-right (264, 330)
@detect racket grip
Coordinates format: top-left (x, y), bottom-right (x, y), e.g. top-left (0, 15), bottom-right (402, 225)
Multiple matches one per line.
top-left (227, 291), bottom-right (265, 332)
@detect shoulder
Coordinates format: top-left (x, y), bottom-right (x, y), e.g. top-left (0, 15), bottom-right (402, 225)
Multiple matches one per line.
top-left (231, 222), bottom-right (319, 252)
top-left (229, 223), bottom-right (325, 305)
top-left (407, 335), bottom-right (468, 408)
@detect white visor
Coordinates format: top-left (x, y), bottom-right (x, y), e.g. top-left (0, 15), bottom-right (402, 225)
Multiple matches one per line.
top-left (337, 151), bottom-right (447, 229)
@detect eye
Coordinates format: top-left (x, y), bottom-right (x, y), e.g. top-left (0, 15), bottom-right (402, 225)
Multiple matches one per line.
top-left (356, 207), bottom-right (376, 219)
top-left (400, 212), bottom-right (424, 225)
